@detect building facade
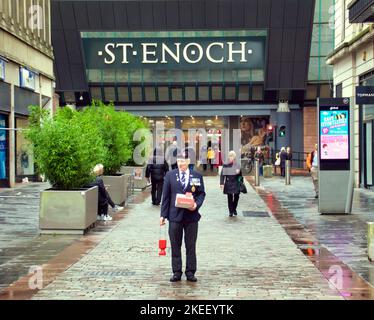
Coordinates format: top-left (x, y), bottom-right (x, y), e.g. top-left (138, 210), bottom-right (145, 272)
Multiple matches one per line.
top-left (0, 0), bottom-right (55, 188)
top-left (326, 0), bottom-right (374, 189)
top-left (51, 0), bottom-right (334, 169)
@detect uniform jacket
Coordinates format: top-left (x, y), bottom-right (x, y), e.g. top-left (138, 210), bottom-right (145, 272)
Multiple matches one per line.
top-left (160, 169), bottom-right (206, 223)
top-left (220, 162), bottom-right (242, 194)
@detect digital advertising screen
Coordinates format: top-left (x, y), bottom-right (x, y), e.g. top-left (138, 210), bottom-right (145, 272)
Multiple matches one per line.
top-left (320, 109), bottom-right (349, 160)
top-left (318, 98), bottom-right (350, 171)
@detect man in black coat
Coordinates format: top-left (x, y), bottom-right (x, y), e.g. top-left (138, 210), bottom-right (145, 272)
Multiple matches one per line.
top-left (160, 153), bottom-right (206, 282)
top-left (146, 148), bottom-right (169, 206)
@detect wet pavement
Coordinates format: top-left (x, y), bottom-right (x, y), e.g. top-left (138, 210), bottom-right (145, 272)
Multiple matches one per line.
top-left (247, 175), bottom-right (374, 298)
top-left (8, 177), bottom-right (344, 300)
top-left (1, 176), bottom-right (373, 299)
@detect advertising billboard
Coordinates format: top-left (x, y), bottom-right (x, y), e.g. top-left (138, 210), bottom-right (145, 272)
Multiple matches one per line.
top-left (318, 98), bottom-right (350, 171)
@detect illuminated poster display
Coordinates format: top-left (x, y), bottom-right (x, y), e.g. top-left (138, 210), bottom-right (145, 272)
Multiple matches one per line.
top-left (320, 109), bottom-right (349, 160)
top-left (0, 114), bottom-right (7, 179)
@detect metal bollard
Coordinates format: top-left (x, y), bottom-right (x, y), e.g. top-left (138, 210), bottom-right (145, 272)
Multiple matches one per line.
top-left (285, 160), bottom-right (291, 185)
top-left (255, 160), bottom-right (260, 186)
top-left (368, 222), bottom-right (374, 261)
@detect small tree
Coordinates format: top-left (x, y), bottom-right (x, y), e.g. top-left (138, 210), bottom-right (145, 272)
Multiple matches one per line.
top-left (26, 106), bottom-right (106, 190)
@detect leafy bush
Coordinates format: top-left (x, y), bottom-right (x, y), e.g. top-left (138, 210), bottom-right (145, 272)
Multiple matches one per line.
top-left (80, 101), bottom-right (149, 174)
top-left (26, 106), bottom-right (106, 190)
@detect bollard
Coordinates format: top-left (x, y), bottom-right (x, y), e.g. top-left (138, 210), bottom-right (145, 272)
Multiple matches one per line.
top-left (255, 160), bottom-right (260, 186)
top-left (285, 160), bottom-right (291, 185)
top-left (368, 222), bottom-right (374, 261)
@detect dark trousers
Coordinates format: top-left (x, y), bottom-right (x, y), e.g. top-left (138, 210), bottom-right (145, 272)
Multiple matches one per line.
top-left (169, 221), bottom-right (198, 276)
top-left (281, 167), bottom-right (285, 177)
top-left (151, 179), bottom-right (163, 205)
top-left (227, 193), bottom-right (240, 214)
top-left (98, 202), bottom-right (109, 216)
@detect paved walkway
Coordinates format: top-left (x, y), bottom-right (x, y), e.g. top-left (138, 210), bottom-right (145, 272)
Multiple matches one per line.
top-left (31, 177), bottom-right (342, 300)
top-left (252, 175), bottom-right (374, 289)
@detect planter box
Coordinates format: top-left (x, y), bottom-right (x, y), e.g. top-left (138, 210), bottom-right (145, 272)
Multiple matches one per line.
top-left (39, 186), bottom-right (98, 235)
top-left (120, 166), bottom-right (150, 190)
top-left (263, 165), bottom-right (273, 178)
top-left (102, 174), bottom-right (128, 205)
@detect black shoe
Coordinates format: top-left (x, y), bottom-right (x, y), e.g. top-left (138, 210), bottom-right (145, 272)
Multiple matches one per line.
top-left (229, 213), bottom-right (233, 217)
top-left (315, 194), bottom-right (319, 199)
top-left (186, 275), bottom-right (197, 282)
top-left (233, 211), bottom-right (238, 216)
top-left (170, 274), bottom-right (182, 282)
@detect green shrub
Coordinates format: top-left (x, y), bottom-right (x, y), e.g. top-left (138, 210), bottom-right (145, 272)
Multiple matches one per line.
top-left (81, 101), bottom-right (150, 172)
top-left (26, 106), bottom-right (106, 190)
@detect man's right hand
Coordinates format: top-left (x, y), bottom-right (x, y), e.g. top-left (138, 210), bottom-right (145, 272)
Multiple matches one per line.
top-left (160, 217), bottom-right (166, 226)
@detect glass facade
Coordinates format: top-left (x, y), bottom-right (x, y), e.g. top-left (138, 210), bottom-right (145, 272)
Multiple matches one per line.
top-left (0, 113), bottom-right (7, 180)
top-left (308, 0), bottom-right (335, 82)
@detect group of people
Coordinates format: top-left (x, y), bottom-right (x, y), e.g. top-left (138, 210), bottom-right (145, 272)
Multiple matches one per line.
top-left (274, 147), bottom-right (292, 177)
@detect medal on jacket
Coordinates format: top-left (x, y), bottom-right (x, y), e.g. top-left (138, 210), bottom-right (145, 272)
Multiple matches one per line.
top-left (191, 183), bottom-right (196, 193)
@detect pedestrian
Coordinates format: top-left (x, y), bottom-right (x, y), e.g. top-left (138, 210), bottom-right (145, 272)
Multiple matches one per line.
top-left (92, 164), bottom-right (124, 222)
top-left (213, 145), bottom-right (223, 174)
top-left (274, 151), bottom-right (281, 175)
top-left (199, 145), bottom-right (208, 171)
top-left (160, 152), bottom-right (206, 282)
top-left (146, 148), bottom-right (169, 206)
top-left (254, 146), bottom-right (264, 176)
top-left (306, 144), bottom-right (319, 198)
top-left (166, 138), bottom-right (180, 170)
top-left (207, 147), bottom-right (215, 171)
top-left (184, 143), bottom-right (196, 171)
top-left (280, 147), bottom-right (287, 177)
top-left (220, 151), bottom-right (242, 217)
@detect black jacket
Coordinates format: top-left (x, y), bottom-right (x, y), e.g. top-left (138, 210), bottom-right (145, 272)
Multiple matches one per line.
top-left (88, 176), bottom-right (109, 206)
top-left (220, 162), bottom-right (242, 195)
top-left (280, 151), bottom-right (292, 168)
top-left (146, 156), bottom-right (169, 181)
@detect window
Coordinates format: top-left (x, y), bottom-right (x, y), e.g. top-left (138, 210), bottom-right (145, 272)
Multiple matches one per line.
top-left (16, 118), bottom-right (35, 177)
top-left (131, 87), bottom-right (143, 102)
top-left (224, 86), bottom-right (236, 101)
top-left (64, 91), bottom-right (76, 103)
top-left (0, 59), bottom-right (5, 80)
top-left (335, 83), bottom-right (342, 98)
top-left (90, 87), bottom-right (102, 100)
top-left (239, 85), bottom-right (250, 101)
top-left (185, 86), bottom-right (196, 102)
top-left (306, 84), bottom-right (318, 100)
top-left (251, 85), bottom-right (263, 101)
top-left (320, 84), bottom-right (332, 98)
top-left (117, 87), bottom-right (130, 102)
top-left (171, 87), bottom-right (183, 102)
top-left (103, 87), bottom-right (116, 101)
top-left (144, 87), bottom-right (156, 102)
top-left (211, 86), bottom-right (223, 101)
top-left (158, 86), bottom-right (169, 102)
top-left (198, 86), bottom-right (209, 101)
top-left (19, 67), bottom-right (36, 91)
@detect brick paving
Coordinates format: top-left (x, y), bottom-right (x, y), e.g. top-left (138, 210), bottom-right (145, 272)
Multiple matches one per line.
top-left (32, 177), bottom-right (342, 300)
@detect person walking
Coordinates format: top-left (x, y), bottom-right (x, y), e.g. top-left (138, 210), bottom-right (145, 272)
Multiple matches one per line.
top-left (254, 146), bottom-right (264, 176)
top-left (167, 138), bottom-right (180, 170)
top-left (207, 147), bottom-right (215, 171)
top-left (160, 153), bottom-right (206, 282)
top-left (220, 151), bottom-right (242, 217)
top-left (279, 147), bottom-right (287, 177)
top-left (184, 143), bottom-right (196, 171)
top-left (306, 144), bottom-right (319, 198)
top-left (146, 148), bottom-right (169, 206)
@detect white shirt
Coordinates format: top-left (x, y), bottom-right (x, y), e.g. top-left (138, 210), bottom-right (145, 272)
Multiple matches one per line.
top-left (179, 169), bottom-right (190, 189)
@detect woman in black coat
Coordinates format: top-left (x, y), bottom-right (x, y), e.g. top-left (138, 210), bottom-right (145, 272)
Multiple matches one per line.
top-left (220, 150), bottom-right (242, 217)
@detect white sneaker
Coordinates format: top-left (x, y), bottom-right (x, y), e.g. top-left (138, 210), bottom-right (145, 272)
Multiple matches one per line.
top-left (114, 205), bottom-right (124, 212)
top-left (103, 215), bottom-right (113, 221)
top-left (97, 215), bottom-right (104, 221)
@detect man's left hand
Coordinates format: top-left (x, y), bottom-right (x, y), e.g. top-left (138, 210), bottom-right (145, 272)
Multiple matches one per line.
top-left (187, 202), bottom-right (197, 211)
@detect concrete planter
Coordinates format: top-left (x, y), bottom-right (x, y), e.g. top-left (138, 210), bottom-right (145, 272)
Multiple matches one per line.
top-left (102, 174), bottom-right (128, 205)
top-left (39, 186), bottom-right (98, 235)
top-left (120, 166), bottom-right (150, 190)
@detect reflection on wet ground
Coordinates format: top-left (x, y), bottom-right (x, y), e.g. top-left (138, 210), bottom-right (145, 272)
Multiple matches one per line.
top-left (247, 175), bottom-right (374, 299)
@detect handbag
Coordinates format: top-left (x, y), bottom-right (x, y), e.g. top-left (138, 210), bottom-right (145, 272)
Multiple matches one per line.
top-left (275, 157), bottom-right (281, 166)
top-left (238, 176), bottom-right (248, 194)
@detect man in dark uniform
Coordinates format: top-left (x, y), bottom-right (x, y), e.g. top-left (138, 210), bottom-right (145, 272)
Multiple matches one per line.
top-left (146, 148), bottom-right (169, 205)
top-left (160, 152), bottom-right (206, 282)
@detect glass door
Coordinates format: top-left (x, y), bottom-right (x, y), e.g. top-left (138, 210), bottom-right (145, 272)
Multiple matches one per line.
top-left (0, 113), bottom-right (9, 187)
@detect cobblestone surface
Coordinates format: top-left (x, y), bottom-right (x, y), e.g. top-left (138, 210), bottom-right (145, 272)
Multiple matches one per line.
top-left (255, 175), bottom-right (374, 287)
top-left (33, 177), bottom-right (342, 300)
